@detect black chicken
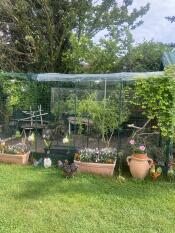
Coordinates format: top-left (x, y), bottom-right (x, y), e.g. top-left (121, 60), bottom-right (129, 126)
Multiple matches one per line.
top-left (58, 160), bottom-right (78, 178)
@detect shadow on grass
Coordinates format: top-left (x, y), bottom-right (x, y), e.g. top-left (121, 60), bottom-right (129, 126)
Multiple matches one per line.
top-left (14, 166), bottom-right (175, 201)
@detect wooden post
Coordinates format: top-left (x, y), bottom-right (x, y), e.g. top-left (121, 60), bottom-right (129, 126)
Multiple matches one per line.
top-left (68, 121), bottom-right (71, 135)
top-left (30, 106), bottom-right (33, 127)
top-left (39, 105), bottom-right (43, 127)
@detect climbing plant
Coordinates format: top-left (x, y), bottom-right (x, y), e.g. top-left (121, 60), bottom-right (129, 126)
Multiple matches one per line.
top-left (130, 65), bottom-right (175, 138)
top-left (0, 76), bottom-right (51, 126)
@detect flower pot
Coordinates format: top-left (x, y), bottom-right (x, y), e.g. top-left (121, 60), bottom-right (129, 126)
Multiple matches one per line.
top-left (0, 151), bottom-right (30, 165)
top-left (126, 154), bottom-right (153, 179)
top-left (74, 160), bottom-right (116, 176)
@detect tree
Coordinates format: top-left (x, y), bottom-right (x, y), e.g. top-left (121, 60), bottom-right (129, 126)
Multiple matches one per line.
top-left (78, 0), bottom-right (150, 38)
top-left (62, 34), bottom-right (94, 73)
top-left (62, 34), bottom-right (121, 73)
top-left (117, 41), bottom-right (171, 72)
top-left (166, 16), bottom-right (175, 23)
top-left (0, 0), bottom-right (82, 72)
top-left (64, 84), bottom-right (128, 147)
top-left (0, 0), bottom-right (150, 73)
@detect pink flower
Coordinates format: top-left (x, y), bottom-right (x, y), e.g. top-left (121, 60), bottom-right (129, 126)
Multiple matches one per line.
top-left (139, 145), bottom-right (145, 151)
top-left (129, 139), bottom-right (135, 145)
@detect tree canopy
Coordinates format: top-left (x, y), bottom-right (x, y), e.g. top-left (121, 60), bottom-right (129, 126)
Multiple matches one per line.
top-left (0, 0), bottom-right (150, 73)
top-left (166, 16), bottom-right (175, 23)
top-left (117, 41), bottom-right (171, 72)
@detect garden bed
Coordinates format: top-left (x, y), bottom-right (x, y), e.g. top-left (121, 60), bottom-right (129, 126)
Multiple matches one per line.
top-left (0, 151), bottom-right (30, 165)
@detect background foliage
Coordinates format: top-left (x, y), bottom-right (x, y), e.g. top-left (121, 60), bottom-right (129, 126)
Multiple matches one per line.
top-left (129, 66), bottom-right (175, 138)
top-left (0, 0), bottom-right (149, 73)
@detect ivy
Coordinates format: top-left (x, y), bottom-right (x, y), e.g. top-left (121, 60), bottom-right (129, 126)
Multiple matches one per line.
top-left (130, 65), bottom-right (175, 138)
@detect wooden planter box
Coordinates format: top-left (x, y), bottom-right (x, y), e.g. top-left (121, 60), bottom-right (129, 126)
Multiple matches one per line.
top-left (75, 160), bottom-right (116, 176)
top-left (0, 151), bottom-right (30, 165)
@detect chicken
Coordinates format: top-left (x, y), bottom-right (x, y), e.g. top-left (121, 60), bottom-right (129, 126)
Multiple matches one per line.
top-left (150, 164), bottom-right (162, 181)
top-left (44, 157), bottom-right (52, 168)
top-left (33, 158), bottom-right (43, 167)
top-left (58, 160), bottom-right (78, 178)
top-left (116, 175), bottom-right (126, 183)
top-left (0, 140), bottom-right (5, 153)
top-left (167, 163), bottom-right (174, 181)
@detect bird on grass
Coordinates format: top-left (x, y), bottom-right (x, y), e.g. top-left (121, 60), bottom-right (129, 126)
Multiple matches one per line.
top-left (150, 163), bottom-right (162, 181)
top-left (116, 175), bottom-right (126, 183)
top-left (58, 160), bottom-right (78, 178)
top-left (167, 163), bottom-right (174, 181)
top-left (116, 168), bottom-right (126, 183)
top-left (33, 158), bottom-right (43, 167)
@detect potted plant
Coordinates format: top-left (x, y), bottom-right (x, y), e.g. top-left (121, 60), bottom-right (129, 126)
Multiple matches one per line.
top-left (0, 142), bottom-right (30, 165)
top-left (74, 147), bottom-right (117, 176)
top-left (126, 122), bottom-right (154, 179)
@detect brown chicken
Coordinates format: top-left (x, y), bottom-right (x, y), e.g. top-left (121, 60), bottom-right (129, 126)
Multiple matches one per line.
top-left (150, 163), bottom-right (162, 181)
top-left (58, 160), bottom-right (78, 178)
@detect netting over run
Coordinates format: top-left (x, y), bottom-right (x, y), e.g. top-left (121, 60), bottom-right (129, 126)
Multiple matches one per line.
top-left (43, 72), bottom-right (163, 156)
top-left (36, 71), bottom-right (163, 82)
top-left (0, 70), bottom-right (170, 165)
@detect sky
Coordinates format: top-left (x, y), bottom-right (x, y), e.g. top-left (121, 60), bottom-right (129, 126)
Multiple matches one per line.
top-left (132, 0), bottom-right (175, 44)
top-left (94, 0), bottom-right (175, 44)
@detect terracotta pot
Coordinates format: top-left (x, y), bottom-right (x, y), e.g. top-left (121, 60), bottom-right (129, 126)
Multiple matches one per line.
top-left (0, 151), bottom-right (30, 165)
top-left (126, 154), bottom-right (153, 179)
top-left (74, 160), bottom-right (116, 176)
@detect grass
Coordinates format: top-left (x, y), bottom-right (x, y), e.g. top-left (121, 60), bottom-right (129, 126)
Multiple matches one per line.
top-left (0, 164), bottom-right (175, 233)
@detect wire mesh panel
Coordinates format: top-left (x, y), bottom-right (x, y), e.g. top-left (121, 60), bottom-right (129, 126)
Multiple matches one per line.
top-left (49, 79), bottom-right (129, 152)
top-left (0, 71), bottom-right (173, 166)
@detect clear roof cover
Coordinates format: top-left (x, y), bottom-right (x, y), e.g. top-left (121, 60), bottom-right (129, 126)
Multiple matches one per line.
top-left (162, 50), bottom-right (175, 67)
top-left (36, 71), bottom-right (163, 83)
top-left (0, 71), bottom-right (164, 83)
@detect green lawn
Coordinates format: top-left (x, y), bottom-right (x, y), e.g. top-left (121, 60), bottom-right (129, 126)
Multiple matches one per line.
top-left (0, 164), bottom-right (175, 233)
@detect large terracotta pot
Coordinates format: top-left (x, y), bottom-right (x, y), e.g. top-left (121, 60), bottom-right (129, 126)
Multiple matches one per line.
top-left (126, 154), bottom-right (153, 179)
top-left (74, 160), bottom-right (116, 176)
top-left (0, 151), bottom-right (30, 165)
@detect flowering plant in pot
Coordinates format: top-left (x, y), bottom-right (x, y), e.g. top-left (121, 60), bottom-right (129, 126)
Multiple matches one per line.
top-left (0, 141), bottom-right (30, 165)
top-left (98, 147), bottom-right (117, 164)
top-left (127, 139), bottom-right (153, 179)
top-left (75, 147), bottom-right (117, 164)
top-left (74, 147), bottom-right (117, 176)
top-left (4, 143), bottom-right (29, 155)
top-left (129, 139), bottom-right (147, 159)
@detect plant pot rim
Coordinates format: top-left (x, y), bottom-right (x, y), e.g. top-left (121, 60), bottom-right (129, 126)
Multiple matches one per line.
top-left (131, 153), bottom-right (150, 161)
top-left (75, 160), bottom-right (116, 165)
top-left (74, 160), bottom-right (116, 176)
top-left (0, 151), bottom-right (30, 156)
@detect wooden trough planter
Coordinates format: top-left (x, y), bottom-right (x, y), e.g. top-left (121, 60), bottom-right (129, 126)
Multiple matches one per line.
top-left (75, 160), bottom-right (116, 176)
top-left (0, 151), bottom-right (30, 165)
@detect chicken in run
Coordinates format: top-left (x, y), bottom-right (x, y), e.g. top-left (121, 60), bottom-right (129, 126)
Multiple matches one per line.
top-left (58, 160), bottom-right (78, 178)
top-left (150, 162), bottom-right (162, 181)
top-left (116, 168), bottom-right (126, 183)
top-left (0, 140), bottom-right (5, 153)
top-left (167, 163), bottom-right (174, 181)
